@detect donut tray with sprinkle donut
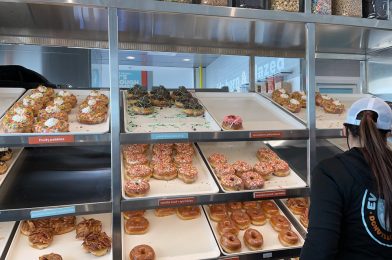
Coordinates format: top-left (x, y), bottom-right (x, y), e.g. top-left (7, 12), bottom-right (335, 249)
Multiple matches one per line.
top-left (122, 208), bottom-right (220, 260)
top-left (203, 201), bottom-right (304, 256)
top-left (5, 213), bottom-right (112, 260)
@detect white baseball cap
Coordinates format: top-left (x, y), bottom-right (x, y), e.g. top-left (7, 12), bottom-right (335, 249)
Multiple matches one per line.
top-left (345, 97), bottom-right (392, 131)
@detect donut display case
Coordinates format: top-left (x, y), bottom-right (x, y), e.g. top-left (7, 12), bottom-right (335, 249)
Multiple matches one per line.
top-left (0, 148), bottom-right (23, 188)
top-left (5, 213), bottom-right (112, 260)
top-left (121, 208), bottom-right (220, 260)
top-left (0, 88), bottom-right (25, 117)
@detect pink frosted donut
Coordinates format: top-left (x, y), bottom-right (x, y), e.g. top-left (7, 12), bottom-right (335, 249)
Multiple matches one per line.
top-left (177, 164), bottom-right (198, 184)
top-left (208, 153), bottom-right (227, 168)
top-left (214, 163), bottom-right (235, 179)
top-left (240, 171), bottom-right (265, 190)
top-left (174, 154), bottom-right (193, 165)
top-left (220, 174), bottom-right (244, 191)
top-left (123, 151), bottom-right (149, 166)
top-left (122, 144), bottom-right (149, 154)
top-left (124, 179), bottom-right (150, 197)
top-left (222, 115), bottom-right (243, 130)
top-left (272, 159), bottom-right (290, 177)
top-left (232, 160), bottom-right (252, 177)
top-left (253, 161), bottom-right (274, 180)
top-left (125, 164), bottom-right (152, 180)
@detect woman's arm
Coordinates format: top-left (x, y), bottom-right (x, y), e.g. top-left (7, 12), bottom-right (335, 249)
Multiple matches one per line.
top-left (300, 164), bottom-right (344, 260)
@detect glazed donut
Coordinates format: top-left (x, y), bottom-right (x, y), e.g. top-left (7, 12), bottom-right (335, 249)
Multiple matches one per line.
top-left (123, 210), bottom-right (145, 219)
top-left (124, 179), bottom-right (150, 197)
top-left (226, 202), bottom-right (242, 212)
top-left (240, 171), bottom-right (265, 190)
top-left (220, 232), bottom-right (241, 253)
top-left (230, 209), bottom-right (251, 230)
top-left (173, 154), bottom-right (193, 165)
top-left (214, 163), bottom-right (235, 179)
top-left (129, 244), bottom-right (155, 260)
top-left (125, 164), bottom-right (152, 180)
top-left (260, 201), bottom-right (280, 218)
top-left (300, 208), bottom-right (309, 228)
top-left (154, 208), bottom-right (176, 217)
top-left (253, 161), bottom-right (274, 180)
top-left (122, 144), bottom-right (149, 154)
top-left (271, 159), bottom-right (290, 177)
top-left (176, 206), bottom-right (201, 220)
top-left (244, 228), bottom-right (263, 250)
top-left (125, 216), bottom-right (149, 235)
top-left (242, 201), bottom-right (259, 210)
top-left (208, 153), bottom-right (227, 168)
top-left (220, 174), bottom-right (244, 191)
top-left (246, 208), bottom-right (267, 226)
top-left (270, 214), bottom-right (291, 232)
top-left (287, 198), bottom-right (308, 215)
top-left (123, 151), bottom-right (149, 166)
top-left (177, 164), bottom-right (198, 184)
top-left (152, 162), bottom-right (177, 180)
top-left (278, 230), bottom-right (299, 247)
top-left (232, 160), bottom-right (252, 177)
top-left (217, 219), bottom-right (239, 236)
top-left (208, 204), bottom-right (228, 222)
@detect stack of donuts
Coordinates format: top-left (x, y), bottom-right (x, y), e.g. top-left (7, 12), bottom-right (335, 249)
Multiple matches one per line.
top-left (208, 146), bottom-right (290, 192)
top-left (124, 206), bottom-right (200, 260)
top-left (122, 143), bottom-right (199, 197)
top-left (286, 197), bottom-right (309, 228)
top-left (208, 200), bottom-right (299, 253)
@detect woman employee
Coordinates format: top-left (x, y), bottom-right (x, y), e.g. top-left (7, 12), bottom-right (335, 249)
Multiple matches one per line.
top-left (301, 97), bottom-right (392, 260)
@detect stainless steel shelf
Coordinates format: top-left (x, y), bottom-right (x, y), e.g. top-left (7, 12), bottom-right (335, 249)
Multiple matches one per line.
top-left (0, 146), bottom-right (112, 221)
top-left (216, 248), bottom-right (301, 259)
top-left (0, 133), bottom-right (111, 147)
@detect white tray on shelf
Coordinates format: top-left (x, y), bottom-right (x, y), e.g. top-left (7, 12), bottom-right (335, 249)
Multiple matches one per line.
top-left (195, 92), bottom-right (306, 131)
top-left (121, 144), bottom-right (219, 199)
top-left (122, 91), bottom-right (221, 133)
top-left (0, 222), bottom-right (16, 257)
top-left (203, 201), bottom-right (304, 256)
top-left (280, 199), bottom-right (308, 232)
top-left (0, 89), bottom-right (110, 134)
top-left (6, 213), bottom-right (112, 260)
top-left (198, 141), bottom-right (307, 193)
top-left (0, 88), bottom-right (25, 117)
top-left (122, 208), bottom-right (220, 260)
top-left (0, 148), bottom-right (23, 187)
top-left (262, 93), bottom-right (373, 130)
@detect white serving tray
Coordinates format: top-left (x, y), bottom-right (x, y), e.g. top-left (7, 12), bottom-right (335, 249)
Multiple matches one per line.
top-left (280, 199), bottom-right (308, 232)
top-left (121, 144), bottom-right (219, 199)
top-left (0, 148), bottom-right (23, 187)
top-left (195, 92), bottom-right (306, 131)
top-left (0, 222), bottom-right (16, 257)
top-left (0, 88), bottom-right (25, 117)
top-left (262, 93), bottom-right (373, 130)
top-left (203, 201), bottom-right (304, 256)
top-left (123, 91), bottom-right (221, 133)
top-left (198, 141), bottom-right (307, 193)
top-left (6, 213), bottom-right (112, 260)
top-left (0, 89), bottom-right (110, 134)
top-left (122, 208), bottom-right (220, 260)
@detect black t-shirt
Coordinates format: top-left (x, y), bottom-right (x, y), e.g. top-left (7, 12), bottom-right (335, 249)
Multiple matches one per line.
top-left (301, 148), bottom-right (392, 260)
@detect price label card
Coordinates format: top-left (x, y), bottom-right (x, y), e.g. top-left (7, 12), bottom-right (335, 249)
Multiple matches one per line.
top-left (31, 206), bottom-right (76, 218)
top-left (151, 133), bottom-right (189, 140)
top-left (253, 190), bottom-right (287, 199)
top-left (158, 197), bottom-right (196, 207)
top-left (28, 135), bottom-right (75, 145)
top-left (250, 131), bottom-right (283, 139)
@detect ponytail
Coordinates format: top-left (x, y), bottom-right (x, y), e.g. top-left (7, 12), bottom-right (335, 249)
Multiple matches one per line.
top-left (355, 111), bottom-right (392, 226)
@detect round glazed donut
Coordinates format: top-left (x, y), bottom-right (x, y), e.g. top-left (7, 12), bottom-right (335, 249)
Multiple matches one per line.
top-left (220, 174), bottom-right (244, 191)
top-left (125, 164), bottom-right (152, 180)
top-left (208, 204), bottom-right (228, 222)
top-left (214, 163), bottom-right (235, 179)
top-left (240, 171), bottom-right (265, 190)
top-left (217, 219), bottom-right (239, 236)
top-left (125, 216), bottom-right (149, 235)
top-left (226, 202), bottom-right (242, 212)
top-left (220, 232), bottom-right (241, 253)
top-left (154, 208), bottom-right (176, 217)
top-left (123, 210), bottom-right (145, 219)
top-left (174, 154), bottom-right (193, 165)
top-left (124, 179), bottom-right (150, 197)
top-left (129, 244), bottom-right (155, 260)
top-left (272, 159), bottom-right (290, 177)
top-left (270, 214), bottom-right (291, 232)
top-left (176, 206), bottom-right (201, 220)
top-left (253, 161), bottom-right (274, 180)
top-left (152, 162), bottom-right (177, 180)
top-left (232, 160), bottom-right (252, 177)
top-left (208, 153), bottom-right (227, 168)
top-left (242, 201), bottom-right (259, 210)
top-left (278, 230), bottom-right (299, 247)
top-left (244, 228), bottom-right (263, 250)
top-left (287, 198), bottom-right (308, 215)
top-left (246, 208), bottom-right (267, 226)
top-left (260, 200), bottom-right (280, 218)
top-left (230, 210), bottom-right (251, 230)
top-left (300, 208), bottom-right (309, 228)
top-left (177, 164), bottom-right (198, 184)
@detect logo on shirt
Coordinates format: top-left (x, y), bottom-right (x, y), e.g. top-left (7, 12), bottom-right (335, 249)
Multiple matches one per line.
top-left (361, 189), bottom-right (392, 247)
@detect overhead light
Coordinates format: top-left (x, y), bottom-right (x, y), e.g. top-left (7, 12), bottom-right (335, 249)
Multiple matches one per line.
top-left (183, 58), bottom-right (191, 62)
top-left (126, 56), bottom-right (135, 60)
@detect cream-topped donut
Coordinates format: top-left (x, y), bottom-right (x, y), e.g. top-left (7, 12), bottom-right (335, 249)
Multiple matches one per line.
top-left (222, 115), bottom-right (243, 130)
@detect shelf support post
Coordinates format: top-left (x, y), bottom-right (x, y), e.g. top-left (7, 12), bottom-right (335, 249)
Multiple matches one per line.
top-left (108, 6), bottom-right (121, 260)
top-left (306, 23), bottom-right (316, 187)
